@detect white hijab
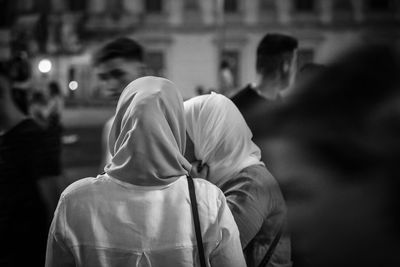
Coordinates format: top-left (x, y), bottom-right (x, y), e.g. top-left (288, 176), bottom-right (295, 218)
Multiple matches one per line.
top-left (184, 92), bottom-right (263, 186)
top-left (105, 77), bottom-right (191, 186)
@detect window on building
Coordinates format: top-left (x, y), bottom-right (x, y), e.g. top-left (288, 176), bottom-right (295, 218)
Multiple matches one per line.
top-left (224, 0), bottom-right (239, 13)
top-left (297, 48), bottom-right (315, 69)
top-left (0, 0), bottom-right (14, 26)
top-left (16, 0), bottom-right (36, 13)
top-left (107, 0), bottom-right (123, 19)
top-left (145, 0), bottom-right (163, 14)
top-left (145, 51), bottom-right (165, 77)
top-left (69, 0), bottom-right (87, 12)
top-left (260, 0), bottom-right (276, 11)
top-left (185, 0), bottom-right (199, 11)
top-left (367, 0), bottom-right (391, 11)
top-left (294, 0), bottom-right (316, 12)
top-left (333, 0), bottom-right (353, 11)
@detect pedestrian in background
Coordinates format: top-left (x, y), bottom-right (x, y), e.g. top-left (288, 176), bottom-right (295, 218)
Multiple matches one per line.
top-left (92, 37), bottom-right (147, 171)
top-left (230, 33), bottom-right (298, 178)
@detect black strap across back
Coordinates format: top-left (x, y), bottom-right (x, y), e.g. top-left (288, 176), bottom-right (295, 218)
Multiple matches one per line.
top-left (186, 175), bottom-right (207, 267)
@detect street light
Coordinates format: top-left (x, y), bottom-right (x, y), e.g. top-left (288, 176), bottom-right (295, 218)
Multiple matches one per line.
top-left (69, 81), bottom-right (78, 91)
top-left (38, 59), bottom-right (52, 73)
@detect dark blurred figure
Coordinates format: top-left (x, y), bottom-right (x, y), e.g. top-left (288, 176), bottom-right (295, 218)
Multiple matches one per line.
top-left (297, 63), bottom-right (326, 84)
top-left (9, 52), bottom-right (32, 115)
top-left (92, 37), bottom-right (146, 169)
top-left (219, 59), bottom-right (235, 95)
top-left (230, 33), bottom-right (298, 166)
top-left (254, 44), bottom-right (400, 267)
top-left (0, 64), bottom-right (48, 267)
top-left (39, 81), bottom-right (64, 220)
top-left (195, 85), bottom-right (206, 95)
top-left (29, 91), bottom-right (49, 128)
top-left (47, 81), bottom-right (64, 129)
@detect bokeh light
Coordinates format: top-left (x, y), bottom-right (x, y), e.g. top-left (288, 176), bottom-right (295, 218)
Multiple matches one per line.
top-left (69, 81), bottom-right (78, 91)
top-left (38, 59), bottom-right (52, 73)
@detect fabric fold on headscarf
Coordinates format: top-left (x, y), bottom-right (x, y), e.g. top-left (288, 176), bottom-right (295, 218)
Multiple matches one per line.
top-left (184, 92), bottom-right (263, 186)
top-left (105, 76), bottom-right (191, 186)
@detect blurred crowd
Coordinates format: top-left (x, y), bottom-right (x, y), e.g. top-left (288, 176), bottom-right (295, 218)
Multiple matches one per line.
top-left (1, 31), bottom-right (399, 267)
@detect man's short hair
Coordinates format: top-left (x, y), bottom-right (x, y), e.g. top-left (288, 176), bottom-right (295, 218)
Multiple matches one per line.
top-left (93, 37), bottom-right (144, 66)
top-left (256, 33), bottom-right (298, 77)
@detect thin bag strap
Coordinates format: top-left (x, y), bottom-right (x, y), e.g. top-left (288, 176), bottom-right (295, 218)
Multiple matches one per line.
top-left (257, 226), bottom-right (283, 267)
top-left (187, 175), bottom-right (207, 267)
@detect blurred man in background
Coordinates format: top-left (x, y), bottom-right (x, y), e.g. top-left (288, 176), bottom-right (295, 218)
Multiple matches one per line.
top-left (231, 33), bottom-right (298, 127)
top-left (92, 37), bottom-right (146, 170)
top-left (231, 33), bottom-right (298, 169)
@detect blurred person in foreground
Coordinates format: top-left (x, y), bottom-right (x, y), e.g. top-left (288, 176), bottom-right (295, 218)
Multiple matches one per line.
top-left (253, 44), bottom-right (400, 267)
top-left (46, 77), bottom-right (245, 267)
top-left (92, 37), bottom-right (146, 170)
top-left (185, 93), bottom-right (291, 267)
top-left (0, 63), bottom-right (48, 266)
top-left (231, 33), bottom-right (298, 135)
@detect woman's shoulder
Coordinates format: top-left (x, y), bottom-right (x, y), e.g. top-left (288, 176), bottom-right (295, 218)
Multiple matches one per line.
top-left (236, 164), bottom-right (276, 184)
top-left (239, 163), bottom-right (269, 175)
top-left (61, 176), bottom-right (105, 198)
top-left (225, 164), bottom-right (282, 198)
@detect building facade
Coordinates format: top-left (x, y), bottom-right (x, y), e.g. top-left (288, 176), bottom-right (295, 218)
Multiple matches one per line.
top-left (1, 0), bottom-right (400, 101)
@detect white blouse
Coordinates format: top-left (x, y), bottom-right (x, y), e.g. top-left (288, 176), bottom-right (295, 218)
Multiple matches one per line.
top-left (46, 174), bottom-right (246, 267)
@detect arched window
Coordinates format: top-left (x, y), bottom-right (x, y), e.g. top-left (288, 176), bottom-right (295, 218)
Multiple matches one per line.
top-left (16, 0), bottom-right (36, 13)
top-left (68, 0), bottom-right (87, 12)
top-left (367, 0), bottom-right (391, 11)
top-left (333, 0), bottom-right (353, 11)
top-left (185, 0), bottom-right (199, 11)
top-left (260, 0), bottom-right (276, 12)
top-left (145, 0), bottom-right (163, 14)
top-left (224, 0), bottom-right (239, 13)
top-left (294, 0), bottom-right (315, 12)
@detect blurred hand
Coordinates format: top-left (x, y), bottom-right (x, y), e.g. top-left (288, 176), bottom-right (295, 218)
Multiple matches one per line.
top-left (190, 161), bottom-right (209, 179)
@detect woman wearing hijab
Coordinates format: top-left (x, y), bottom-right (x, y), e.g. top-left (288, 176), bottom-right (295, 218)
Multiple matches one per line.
top-left (45, 77), bottom-right (245, 267)
top-left (185, 93), bottom-right (291, 267)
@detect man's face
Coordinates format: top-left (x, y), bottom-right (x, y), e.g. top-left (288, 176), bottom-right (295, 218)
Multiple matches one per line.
top-left (96, 58), bottom-right (145, 100)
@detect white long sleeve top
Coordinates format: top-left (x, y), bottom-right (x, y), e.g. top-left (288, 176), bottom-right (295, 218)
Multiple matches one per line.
top-left (46, 174), bottom-right (246, 267)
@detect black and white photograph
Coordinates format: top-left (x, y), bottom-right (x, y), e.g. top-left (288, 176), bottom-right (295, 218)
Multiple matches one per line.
top-left (1, 1), bottom-right (399, 267)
